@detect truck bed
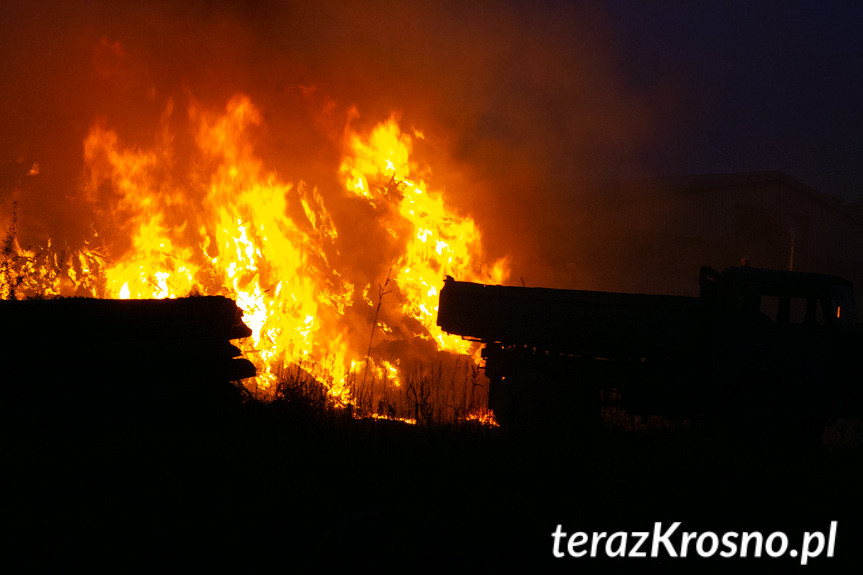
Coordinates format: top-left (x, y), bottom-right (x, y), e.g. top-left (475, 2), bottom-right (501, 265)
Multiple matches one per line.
top-left (437, 277), bottom-right (701, 356)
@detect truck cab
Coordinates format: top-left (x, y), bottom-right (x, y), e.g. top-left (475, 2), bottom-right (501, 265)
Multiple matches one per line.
top-left (699, 266), bottom-right (863, 426)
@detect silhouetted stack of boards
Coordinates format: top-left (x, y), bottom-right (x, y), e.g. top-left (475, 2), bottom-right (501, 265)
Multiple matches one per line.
top-left (0, 296), bottom-right (256, 413)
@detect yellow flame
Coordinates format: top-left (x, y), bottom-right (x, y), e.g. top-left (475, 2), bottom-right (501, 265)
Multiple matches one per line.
top-left (340, 116), bottom-right (509, 356)
top-left (17, 95), bottom-right (507, 422)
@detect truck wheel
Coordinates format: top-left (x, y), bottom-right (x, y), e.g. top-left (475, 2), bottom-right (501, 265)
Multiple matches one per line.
top-left (490, 366), bottom-right (600, 438)
top-left (718, 389), bottom-right (825, 449)
top-left (487, 371), bottom-right (537, 433)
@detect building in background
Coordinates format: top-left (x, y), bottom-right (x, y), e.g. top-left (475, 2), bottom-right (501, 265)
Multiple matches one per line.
top-left (544, 172), bottom-right (863, 312)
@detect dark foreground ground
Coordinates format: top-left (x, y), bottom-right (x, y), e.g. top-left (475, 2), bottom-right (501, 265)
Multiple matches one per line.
top-left (3, 381), bottom-right (862, 572)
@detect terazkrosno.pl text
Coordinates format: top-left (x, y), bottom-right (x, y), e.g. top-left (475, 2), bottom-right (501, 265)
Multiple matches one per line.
top-left (552, 521), bottom-right (837, 565)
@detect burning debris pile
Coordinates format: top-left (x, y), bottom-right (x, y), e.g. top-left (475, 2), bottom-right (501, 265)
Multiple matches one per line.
top-left (1, 94), bottom-right (508, 423)
top-left (0, 0), bottom-right (672, 425)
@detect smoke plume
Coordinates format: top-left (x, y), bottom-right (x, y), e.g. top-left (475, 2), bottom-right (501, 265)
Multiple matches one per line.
top-left (1, 0), bottom-right (664, 290)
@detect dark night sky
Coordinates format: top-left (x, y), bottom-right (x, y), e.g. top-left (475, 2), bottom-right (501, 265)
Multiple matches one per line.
top-left (600, 0), bottom-right (863, 201)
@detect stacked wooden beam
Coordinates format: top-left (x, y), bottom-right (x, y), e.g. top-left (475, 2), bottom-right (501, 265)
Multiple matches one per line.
top-left (0, 295), bottom-right (256, 393)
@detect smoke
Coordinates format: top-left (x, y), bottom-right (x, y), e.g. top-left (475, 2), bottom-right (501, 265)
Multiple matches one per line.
top-left (1, 0), bottom-right (664, 288)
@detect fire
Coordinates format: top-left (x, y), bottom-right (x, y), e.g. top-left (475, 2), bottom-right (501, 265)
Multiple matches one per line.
top-left (340, 116), bottom-right (509, 355)
top-left (8, 93), bottom-right (508, 419)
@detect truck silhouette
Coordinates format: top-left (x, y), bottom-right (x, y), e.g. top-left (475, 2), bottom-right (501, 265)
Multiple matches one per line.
top-left (437, 266), bottom-right (863, 440)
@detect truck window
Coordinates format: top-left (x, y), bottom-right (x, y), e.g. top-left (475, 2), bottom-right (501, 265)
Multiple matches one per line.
top-left (760, 295), bottom-right (780, 322)
top-left (789, 297), bottom-right (808, 325)
top-left (830, 284), bottom-right (857, 328)
top-left (761, 296), bottom-right (827, 326)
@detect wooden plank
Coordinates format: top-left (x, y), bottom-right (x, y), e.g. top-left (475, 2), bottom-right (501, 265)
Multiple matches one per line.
top-left (0, 296), bottom-right (258, 387)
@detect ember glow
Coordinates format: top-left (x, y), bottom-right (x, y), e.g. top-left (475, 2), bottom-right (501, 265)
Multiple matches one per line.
top-left (13, 92), bottom-right (508, 417)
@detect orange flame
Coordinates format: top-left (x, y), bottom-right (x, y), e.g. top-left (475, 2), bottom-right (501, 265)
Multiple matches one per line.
top-left (21, 94), bottom-right (508, 417)
top-left (340, 115), bottom-right (509, 355)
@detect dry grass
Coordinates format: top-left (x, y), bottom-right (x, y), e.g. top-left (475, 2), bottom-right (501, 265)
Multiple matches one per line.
top-left (260, 354), bottom-right (496, 430)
